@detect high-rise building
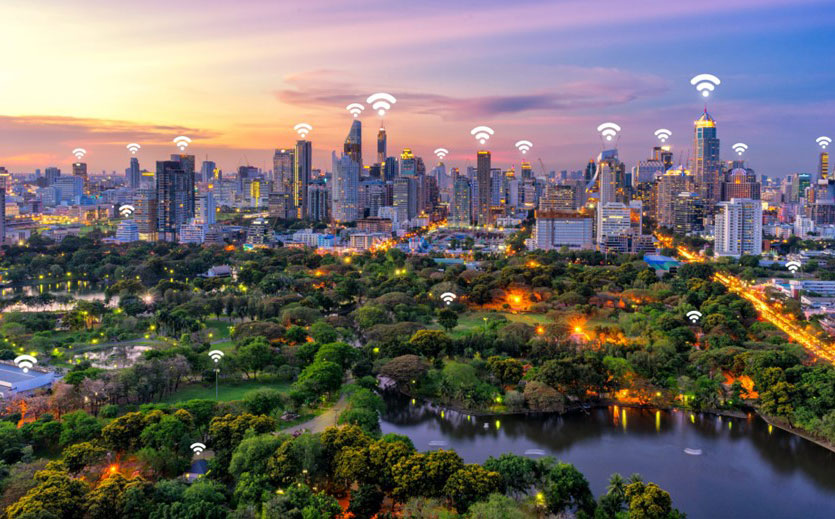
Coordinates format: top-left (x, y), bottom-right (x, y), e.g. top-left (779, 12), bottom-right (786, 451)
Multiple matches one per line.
top-left (820, 151), bottom-right (830, 180)
top-left (393, 176), bottom-right (417, 224)
top-left (672, 192), bottom-right (706, 234)
top-left (656, 166), bottom-right (695, 227)
top-left (383, 157), bottom-right (398, 181)
top-left (451, 176), bottom-right (471, 226)
top-left (596, 149), bottom-right (627, 204)
top-left (400, 149), bottom-right (417, 176)
top-left (714, 198), bottom-right (762, 257)
top-left (114, 220), bottom-right (139, 243)
top-left (272, 149), bottom-right (294, 193)
top-left (723, 168), bottom-right (761, 201)
top-left (55, 176), bottom-right (84, 203)
top-left (156, 160), bottom-right (194, 242)
top-left (0, 175), bottom-right (5, 244)
top-left (377, 127), bottom-right (387, 164)
top-left (45, 167), bottom-right (60, 185)
top-left (196, 192), bottom-right (216, 225)
top-left (200, 160), bottom-right (217, 183)
top-left (128, 157), bottom-right (141, 189)
top-left (294, 140), bottom-right (312, 218)
top-left (169, 154), bottom-right (196, 217)
top-left (72, 162), bottom-right (88, 191)
top-left (540, 184), bottom-right (577, 211)
top-left (307, 180), bottom-right (329, 222)
top-left (476, 150), bottom-right (491, 226)
top-left (693, 109), bottom-right (721, 205)
top-left (521, 161), bottom-right (533, 180)
top-left (134, 188), bottom-right (157, 241)
top-left (332, 152), bottom-right (360, 222)
top-left (344, 120), bottom-right (362, 169)
top-left (530, 210), bottom-right (593, 250)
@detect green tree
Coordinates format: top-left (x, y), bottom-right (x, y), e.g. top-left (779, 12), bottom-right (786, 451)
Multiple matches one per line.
top-left (540, 461), bottom-right (595, 517)
top-left (6, 470), bottom-right (89, 519)
top-left (295, 360), bottom-right (344, 396)
top-left (437, 308), bottom-right (459, 333)
top-left (466, 493), bottom-right (528, 519)
top-left (409, 329), bottom-right (452, 359)
top-left (347, 483), bottom-right (384, 519)
top-left (392, 450), bottom-right (464, 501)
top-left (624, 481), bottom-right (683, 519)
top-left (235, 337), bottom-right (275, 379)
top-left (443, 464), bottom-right (501, 511)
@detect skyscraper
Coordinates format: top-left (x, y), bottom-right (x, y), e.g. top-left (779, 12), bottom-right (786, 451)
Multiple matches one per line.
top-left (128, 157), bottom-right (141, 189)
top-left (45, 167), bottom-right (60, 185)
top-left (400, 149), bottom-right (417, 176)
top-left (332, 152), bottom-right (360, 222)
top-left (820, 151), bottom-right (830, 180)
top-left (383, 157), bottom-right (398, 181)
top-left (307, 180), bottom-right (329, 222)
top-left (169, 154), bottom-right (196, 219)
top-left (155, 160), bottom-right (194, 242)
top-left (476, 150), bottom-right (491, 226)
top-left (272, 149), bottom-right (294, 194)
top-left (451, 176), bottom-right (471, 227)
top-left (714, 198), bottom-right (762, 257)
top-left (377, 127), bottom-right (387, 164)
top-left (693, 109), bottom-right (721, 205)
top-left (73, 162), bottom-right (88, 192)
top-left (294, 140), bottom-right (312, 218)
top-left (0, 175), bottom-right (5, 244)
top-left (344, 120), bottom-right (362, 169)
top-left (200, 160), bottom-right (217, 183)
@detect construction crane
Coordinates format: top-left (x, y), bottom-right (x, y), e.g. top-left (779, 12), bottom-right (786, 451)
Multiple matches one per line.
top-left (538, 158), bottom-right (547, 177)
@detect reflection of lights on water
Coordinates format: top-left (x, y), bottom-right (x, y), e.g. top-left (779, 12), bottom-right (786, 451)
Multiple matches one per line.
top-left (622, 408), bottom-right (627, 430)
top-left (655, 410), bottom-right (660, 432)
top-left (411, 399), bottom-right (415, 405)
top-left (690, 414), bottom-right (695, 424)
top-left (768, 424), bottom-right (773, 434)
top-left (495, 419), bottom-right (501, 429)
top-left (440, 410), bottom-right (445, 419)
top-left (728, 421), bottom-right (733, 430)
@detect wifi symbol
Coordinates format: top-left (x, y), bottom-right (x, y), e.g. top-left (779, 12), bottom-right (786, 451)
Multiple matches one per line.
top-left (686, 310), bottom-right (703, 324)
top-left (190, 442), bottom-right (206, 455)
top-left (72, 148), bottom-right (86, 160)
top-left (366, 93), bottom-right (396, 117)
top-left (346, 103), bottom-right (365, 118)
top-left (597, 122), bottom-right (621, 142)
top-left (173, 136), bottom-right (192, 151)
top-left (293, 123), bottom-right (312, 138)
top-left (514, 140), bottom-right (533, 154)
top-left (690, 73), bottom-right (721, 97)
top-left (14, 354), bottom-right (37, 373)
top-left (440, 292), bottom-right (457, 305)
top-left (208, 350), bottom-right (224, 363)
top-left (654, 129), bottom-right (672, 143)
top-left (470, 126), bottom-right (495, 145)
top-left (786, 261), bottom-right (801, 273)
top-left (434, 148), bottom-right (449, 160)
top-left (817, 136), bottom-right (832, 150)
top-left (126, 143), bottom-right (141, 154)
top-left (119, 204), bottom-right (135, 218)
top-left (732, 142), bottom-right (748, 156)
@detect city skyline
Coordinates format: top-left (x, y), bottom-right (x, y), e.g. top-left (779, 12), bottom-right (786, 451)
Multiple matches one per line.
top-left (1, 0), bottom-right (834, 176)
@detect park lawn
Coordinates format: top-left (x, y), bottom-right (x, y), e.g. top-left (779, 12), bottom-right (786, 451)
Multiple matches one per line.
top-left (444, 311), bottom-right (551, 337)
top-left (162, 379), bottom-right (291, 403)
top-left (204, 319), bottom-right (234, 340)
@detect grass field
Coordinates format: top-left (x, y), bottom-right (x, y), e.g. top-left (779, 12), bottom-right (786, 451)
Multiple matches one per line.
top-left (204, 319), bottom-right (234, 340)
top-left (162, 379), bottom-right (291, 403)
top-left (443, 311), bottom-right (552, 337)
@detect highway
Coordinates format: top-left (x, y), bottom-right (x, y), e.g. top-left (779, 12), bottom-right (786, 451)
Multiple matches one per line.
top-left (656, 234), bottom-right (835, 364)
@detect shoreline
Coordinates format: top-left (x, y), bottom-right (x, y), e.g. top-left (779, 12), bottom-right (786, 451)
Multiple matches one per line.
top-left (392, 391), bottom-right (835, 454)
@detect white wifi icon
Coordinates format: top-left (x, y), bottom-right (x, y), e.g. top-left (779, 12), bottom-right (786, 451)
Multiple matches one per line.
top-left (690, 73), bottom-right (721, 97)
top-left (126, 143), bottom-right (141, 154)
top-left (208, 350), bottom-right (224, 363)
top-left (817, 136), bottom-right (832, 150)
top-left (293, 123), bottom-right (313, 138)
top-left (515, 140), bottom-right (533, 154)
top-left (786, 261), bottom-right (801, 273)
top-left (470, 126), bottom-right (495, 145)
top-left (654, 129), bottom-right (672, 143)
top-left (366, 93), bottom-right (396, 117)
top-left (119, 204), bottom-right (135, 218)
top-left (686, 310), bottom-right (703, 324)
top-left (434, 148), bottom-right (449, 160)
top-left (346, 103), bottom-right (365, 118)
top-left (440, 292), bottom-right (457, 305)
top-left (173, 136), bottom-right (191, 151)
top-left (732, 142), bottom-right (748, 156)
top-left (14, 354), bottom-right (37, 373)
top-left (190, 442), bottom-right (206, 455)
top-left (72, 148), bottom-right (86, 160)
top-left (597, 122), bottom-right (621, 142)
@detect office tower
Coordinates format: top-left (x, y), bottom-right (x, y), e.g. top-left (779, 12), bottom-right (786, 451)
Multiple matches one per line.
top-left (272, 148), bottom-right (294, 193)
top-left (672, 192), bottom-right (706, 234)
top-left (359, 179), bottom-right (385, 217)
top-left (45, 167), bottom-right (60, 185)
top-left (267, 192), bottom-right (292, 220)
top-left (714, 198), bottom-right (763, 257)
top-left (693, 109), bottom-right (721, 205)
top-left (393, 176), bottom-right (417, 224)
top-left (521, 161), bottom-right (533, 180)
top-left (307, 180), bottom-right (329, 221)
top-left (156, 160), bottom-right (194, 242)
top-left (490, 168), bottom-right (504, 205)
top-left (55, 176), bottom-right (84, 203)
top-left (344, 120), bottom-right (362, 169)
top-left (540, 184), bottom-right (577, 210)
top-left (294, 140), bottom-right (312, 218)
top-left (452, 176), bottom-right (471, 226)
top-left (72, 162), bottom-right (88, 192)
top-left (115, 220), bottom-right (139, 243)
top-left (196, 192), bottom-right (216, 225)
top-left (169, 154), bottom-right (196, 218)
top-left (128, 157), bottom-right (141, 189)
top-left (332, 153), bottom-right (360, 222)
top-left (200, 160), bottom-right (217, 183)
top-left (656, 166), bottom-right (695, 227)
top-left (400, 149), bottom-right (417, 176)
top-left (530, 210), bottom-right (593, 250)
top-left (377, 127), bottom-right (387, 164)
top-left (596, 149), bottom-right (627, 204)
top-left (476, 150), bottom-right (491, 226)
top-left (584, 159), bottom-right (596, 185)
top-left (383, 157), bottom-right (398, 181)
top-left (820, 152), bottom-right (830, 180)
top-left (723, 168), bottom-right (761, 201)
top-left (0, 175), bottom-right (5, 244)
top-left (596, 201), bottom-right (643, 252)
top-left (134, 187), bottom-right (158, 241)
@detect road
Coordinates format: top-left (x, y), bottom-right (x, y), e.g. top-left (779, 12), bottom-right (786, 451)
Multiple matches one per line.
top-left (283, 393), bottom-right (349, 435)
top-left (656, 234), bottom-right (835, 363)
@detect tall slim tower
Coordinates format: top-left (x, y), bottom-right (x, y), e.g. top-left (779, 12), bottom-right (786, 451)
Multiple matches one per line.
top-left (73, 162), bottom-right (88, 193)
top-left (294, 140), bottom-right (312, 218)
top-left (169, 154), bottom-right (196, 220)
top-left (476, 150), bottom-right (492, 226)
top-left (272, 149), bottom-right (294, 193)
top-left (155, 160), bottom-right (191, 242)
top-left (693, 109), bottom-right (721, 205)
top-left (0, 174), bottom-right (6, 245)
top-left (820, 151), bottom-right (830, 180)
top-left (377, 127), bottom-right (387, 164)
top-left (128, 157), bottom-right (141, 189)
top-left (344, 120), bottom-right (362, 169)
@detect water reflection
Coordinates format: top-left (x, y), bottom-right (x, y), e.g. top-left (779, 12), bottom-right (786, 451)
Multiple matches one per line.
top-left (381, 393), bottom-right (835, 519)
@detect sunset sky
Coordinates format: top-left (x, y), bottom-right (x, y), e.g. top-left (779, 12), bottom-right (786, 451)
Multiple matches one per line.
top-left (1, 0), bottom-right (834, 177)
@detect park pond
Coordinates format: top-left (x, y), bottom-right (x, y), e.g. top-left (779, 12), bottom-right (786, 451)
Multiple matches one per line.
top-left (381, 396), bottom-right (835, 519)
